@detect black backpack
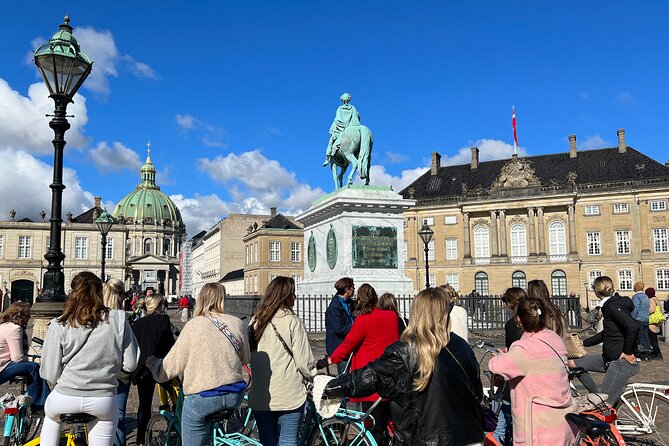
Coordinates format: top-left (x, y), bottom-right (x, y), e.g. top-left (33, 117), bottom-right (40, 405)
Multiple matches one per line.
top-left (664, 299), bottom-right (669, 314)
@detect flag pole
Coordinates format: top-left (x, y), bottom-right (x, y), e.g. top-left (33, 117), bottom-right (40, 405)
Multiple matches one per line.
top-left (512, 105), bottom-right (519, 156)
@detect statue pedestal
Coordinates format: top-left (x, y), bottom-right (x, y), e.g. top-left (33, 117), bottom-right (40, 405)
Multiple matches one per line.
top-left (296, 185), bottom-right (415, 296)
top-left (29, 301), bottom-right (63, 361)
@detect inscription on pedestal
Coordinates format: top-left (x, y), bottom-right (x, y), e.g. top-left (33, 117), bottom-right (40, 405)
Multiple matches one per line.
top-left (352, 226), bottom-right (398, 269)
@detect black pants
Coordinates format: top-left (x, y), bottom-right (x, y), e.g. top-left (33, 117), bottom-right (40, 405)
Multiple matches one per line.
top-left (649, 328), bottom-right (663, 357)
top-left (136, 373), bottom-right (157, 443)
top-left (360, 400), bottom-right (391, 446)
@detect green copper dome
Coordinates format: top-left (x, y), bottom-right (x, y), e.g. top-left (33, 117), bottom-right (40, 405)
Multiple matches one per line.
top-left (112, 149), bottom-right (184, 228)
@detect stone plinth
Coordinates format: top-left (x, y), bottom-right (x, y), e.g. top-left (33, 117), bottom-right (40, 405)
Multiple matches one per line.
top-left (296, 185), bottom-right (415, 296)
top-left (30, 301), bottom-right (64, 361)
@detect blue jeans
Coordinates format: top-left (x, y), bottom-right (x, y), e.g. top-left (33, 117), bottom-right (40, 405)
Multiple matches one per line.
top-left (636, 321), bottom-right (652, 353)
top-left (255, 403), bottom-right (305, 446)
top-left (0, 361), bottom-right (49, 408)
top-left (182, 392), bottom-right (243, 446)
top-left (491, 399), bottom-right (512, 445)
top-left (574, 355), bottom-right (640, 405)
top-left (115, 381), bottom-right (130, 446)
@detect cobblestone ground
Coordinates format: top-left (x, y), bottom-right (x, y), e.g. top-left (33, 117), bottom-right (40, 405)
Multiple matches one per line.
top-left (1, 310), bottom-right (667, 444)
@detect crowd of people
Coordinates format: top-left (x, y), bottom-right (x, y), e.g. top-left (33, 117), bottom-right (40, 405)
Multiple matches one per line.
top-left (0, 271), bottom-right (665, 446)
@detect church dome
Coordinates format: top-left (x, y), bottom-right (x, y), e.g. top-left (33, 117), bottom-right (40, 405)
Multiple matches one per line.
top-left (113, 149), bottom-right (185, 229)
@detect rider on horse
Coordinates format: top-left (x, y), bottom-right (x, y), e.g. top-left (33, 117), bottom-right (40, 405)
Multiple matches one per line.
top-left (323, 92), bottom-right (361, 166)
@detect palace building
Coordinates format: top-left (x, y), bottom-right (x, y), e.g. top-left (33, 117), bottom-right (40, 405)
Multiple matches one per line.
top-left (401, 129), bottom-right (669, 302)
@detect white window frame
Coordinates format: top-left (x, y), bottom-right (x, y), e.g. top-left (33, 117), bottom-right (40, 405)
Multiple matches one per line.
top-left (618, 269), bottom-right (633, 291)
top-left (403, 241), bottom-right (408, 261)
top-left (254, 242), bottom-right (259, 263)
top-left (586, 232), bottom-right (602, 256)
top-left (510, 224), bottom-right (528, 258)
top-left (446, 273), bottom-right (459, 292)
top-left (512, 271), bottom-right (527, 289)
top-left (292, 275), bottom-right (302, 284)
top-left (428, 273), bottom-right (437, 287)
top-left (613, 203), bottom-right (629, 214)
top-left (422, 217), bottom-right (435, 226)
top-left (650, 200), bottom-right (667, 211)
top-left (269, 241), bottom-right (281, 262)
top-left (444, 215), bottom-right (457, 225)
top-left (653, 228), bottom-right (669, 253)
top-left (427, 240), bottom-right (435, 261)
top-left (291, 241), bottom-right (301, 262)
top-left (551, 270), bottom-right (568, 296)
top-left (0, 235), bottom-right (3, 258)
top-left (474, 226), bottom-right (490, 259)
top-left (588, 270), bottom-right (603, 287)
top-left (445, 239), bottom-right (457, 260)
top-left (657, 269), bottom-right (669, 290)
top-left (615, 230), bottom-right (631, 255)
top-left (245, 245), bottom-right (250, 265)
top-left (105, 237), bottom-right (114, 260)
top-left (584, 205), bottom-right (600, 216)
top-left (18, 236), bottom-right (31, 259)
top-left (549, 221), bottom-right (567, 256)
top-left (254, 276), bottom-right (258, 293)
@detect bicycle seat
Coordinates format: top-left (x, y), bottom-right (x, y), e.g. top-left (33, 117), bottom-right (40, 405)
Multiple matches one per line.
top-left (568, 367), bottom-right (586, 380)
top-left (205, 409), bottom-right (235, 423)
top-left (565, 413), bottom-right (610, 437)
top-left (9, 375), bottom-right (30, 384)
top-left (60, 413), bottom-right (97, 424)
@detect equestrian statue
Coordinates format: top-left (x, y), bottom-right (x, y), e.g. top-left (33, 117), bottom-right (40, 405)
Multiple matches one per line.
top-left (322, 93), bottom-right (373, 189)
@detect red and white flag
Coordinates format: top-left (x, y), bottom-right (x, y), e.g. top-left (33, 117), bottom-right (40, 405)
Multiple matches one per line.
top-left (512, 106), bottom-right (519, 154)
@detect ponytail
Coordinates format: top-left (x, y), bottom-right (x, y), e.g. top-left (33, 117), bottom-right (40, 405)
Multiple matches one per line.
top-left (516, 297), bottom-right (547, 333)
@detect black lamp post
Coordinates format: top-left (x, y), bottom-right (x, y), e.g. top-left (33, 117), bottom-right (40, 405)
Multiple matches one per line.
top-left (95, 209), bottom-right (117, 281)
top-left (34, 16), bottom-right (93, 302)
top-left (418, 223), bottom-right (434, 289)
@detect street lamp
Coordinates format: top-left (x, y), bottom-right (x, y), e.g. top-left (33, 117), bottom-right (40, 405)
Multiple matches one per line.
top-left (418, 223), bottom-right (434, 289)
top-left (34, 16), bottom-right (93, 302)
top-left (95, 209), bottom-right (117, 282)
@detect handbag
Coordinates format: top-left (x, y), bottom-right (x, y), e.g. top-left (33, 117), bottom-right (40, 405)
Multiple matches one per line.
top-left (565, 333), bottom-right (588, 359)
top-left (649, 306), bottom-right (666, 325)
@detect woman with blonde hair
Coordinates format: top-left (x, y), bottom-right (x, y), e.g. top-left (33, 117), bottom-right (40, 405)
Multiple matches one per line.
top-left (325, 286), bottom-right (484, 445)
top-left (40, 271), bottom-right (139, 446)
top-left (249, 276), bottom-right (315, 446)
top-left (573, 276), bottom-right (640, 404)
top-left (147, 283), bottom-right (250, 446)
top-left (131, 294), bottom-right (175, 444)
top-left (0, 302), bottom-right (49, 414)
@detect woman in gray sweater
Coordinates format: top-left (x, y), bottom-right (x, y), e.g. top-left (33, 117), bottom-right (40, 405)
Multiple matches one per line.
top-left (40, 272), bottom-right (139, 446)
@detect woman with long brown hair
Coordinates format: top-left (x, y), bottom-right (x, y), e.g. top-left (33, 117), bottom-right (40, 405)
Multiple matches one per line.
top-left (329, 284), bottom-right (399, 445)
top-left (248, 276), bottom-right (315, 446)
top-left (527, 279), bottom-right (565, 336)
top-left (0, 302), bottom-right (49, 413)
top-left (325, 286), bottom-right (484, 446)
top-left (40, 271), bottom-right (139, 446)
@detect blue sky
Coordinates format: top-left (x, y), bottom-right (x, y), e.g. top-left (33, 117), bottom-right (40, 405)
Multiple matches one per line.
top-left (1, 2), bottom-right (668, 234)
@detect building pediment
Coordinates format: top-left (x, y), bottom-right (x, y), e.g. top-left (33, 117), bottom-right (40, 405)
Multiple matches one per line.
top-left (491, 156), bottom-right (541, 190)
top-left (127, 254), bottom-right (172, 266)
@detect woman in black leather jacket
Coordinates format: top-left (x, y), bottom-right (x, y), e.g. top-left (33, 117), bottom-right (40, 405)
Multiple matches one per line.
top-left (325, 287), bottom-right (484, 446)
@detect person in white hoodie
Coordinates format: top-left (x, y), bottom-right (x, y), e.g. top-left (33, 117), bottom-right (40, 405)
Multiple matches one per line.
top-left (40, 272), bottom-right (140, 446)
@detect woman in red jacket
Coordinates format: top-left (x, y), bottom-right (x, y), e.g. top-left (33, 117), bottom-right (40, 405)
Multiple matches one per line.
top-left (329, 283), bottom-right (399, 445)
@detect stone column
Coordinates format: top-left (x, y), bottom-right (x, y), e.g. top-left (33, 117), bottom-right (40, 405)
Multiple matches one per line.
top-left (499, 210), bottom-right (508, 257)
top-left (537, 207), bottom-right (546, 256)
top-left (528, 208), bottom-right (537, 256)
top-left (568, 204), bottom-right (578, 255)
top-left (463, 212), bottom-right (471, 261)
top-left (490, 210), bottom-right (499, 257)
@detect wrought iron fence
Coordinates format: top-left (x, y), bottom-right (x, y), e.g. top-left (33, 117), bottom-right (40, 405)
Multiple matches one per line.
top-left (290, 293), bottom-right (582, 333)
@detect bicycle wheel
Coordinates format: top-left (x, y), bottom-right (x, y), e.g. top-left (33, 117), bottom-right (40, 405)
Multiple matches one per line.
top-left (145, 414), bottom-right (181, 446)
top-left (614, 388), bottom-right (669, 444)
top-left (574, 430), bottom-right (623, 446)
top-left (307, 418), bottom-right (375, 446)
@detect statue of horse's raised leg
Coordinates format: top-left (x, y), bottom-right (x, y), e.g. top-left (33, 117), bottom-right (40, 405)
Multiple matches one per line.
top-left (345, 153), bottom-right (359, 185)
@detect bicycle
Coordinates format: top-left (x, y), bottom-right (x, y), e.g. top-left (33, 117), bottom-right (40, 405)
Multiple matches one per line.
top-left (613, 382), bottom-right (669, 445)
top-left (474, 340), bottom-right (626, 446)
top-left (23, 413), bottom-right (97, 446)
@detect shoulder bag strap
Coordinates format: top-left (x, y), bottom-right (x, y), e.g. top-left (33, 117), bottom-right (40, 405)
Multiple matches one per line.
top-left (270, 321), bottom-right (294, 359)
top-left (443, 346), bottom-right (479, 401)
top-left (207, 316), bottom-right (242, 357)
top-left (537, 338), bottom-right (571, 378)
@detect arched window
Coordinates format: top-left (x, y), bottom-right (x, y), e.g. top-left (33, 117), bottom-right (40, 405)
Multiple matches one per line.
top-left (474, 226), bottom-right (490, 259)
top-left (163, 239), bottom-right (171, 256)
top-left (126, 238), bottom-right (132, 256)
top-left (475, 272), bottom-right (489, 295)
top-left (510, 224), bottom-right (527, 259)
top-left (512, 271), bottom-right (527, 289)
top-left (551, 270), bottom-right (567, 296)
top-left (549, 221), bottom-right (567, 258)
top-left (144, 238), bottom-right (153, 255)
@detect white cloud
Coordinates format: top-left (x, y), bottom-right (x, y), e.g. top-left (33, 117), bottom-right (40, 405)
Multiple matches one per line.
top-left (169, 193), bottom-right (234, 235)
top-left (0, 149), bottom-right (94, 221)
top-left (175, 114), bottom-right (197, 130)
top-left (616, 91), bottom-right (635, 104)
top-left (122, 55), bottom-right (160, 80)
top-left (578, 134), bottom-right (610, 150)
top-left (174, 113), bottom-right (228, 147)
top-left (360, 165), bottom-right (427, 192)
top-left (200, 150), bottom-right (297, 191)
top-left (385, 151), bottom-right (409, 164)
top-left (0, 80), bottom-right (89, 154)
top-left (441, 139), bottom-right (526, 166)
top-left (89, 141), bottom-right (142, 172)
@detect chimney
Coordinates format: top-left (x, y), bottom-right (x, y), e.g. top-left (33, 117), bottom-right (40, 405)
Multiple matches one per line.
top-left (270, 207), bottom-right (277, 217)
top-left (94, 196), bottom-right (102, 208)
top-left (569, 134), bottom-right (577, 158)
top-left (470, 147), bottom-right (479, 170)
top-left (617, 128), bottom-right (627, 153)
top-left (430, 152), bottom-right (441, 176)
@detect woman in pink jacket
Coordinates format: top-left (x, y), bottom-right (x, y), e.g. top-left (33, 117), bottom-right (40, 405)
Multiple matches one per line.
top-left (489, 297), bottom-right (576, 446)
